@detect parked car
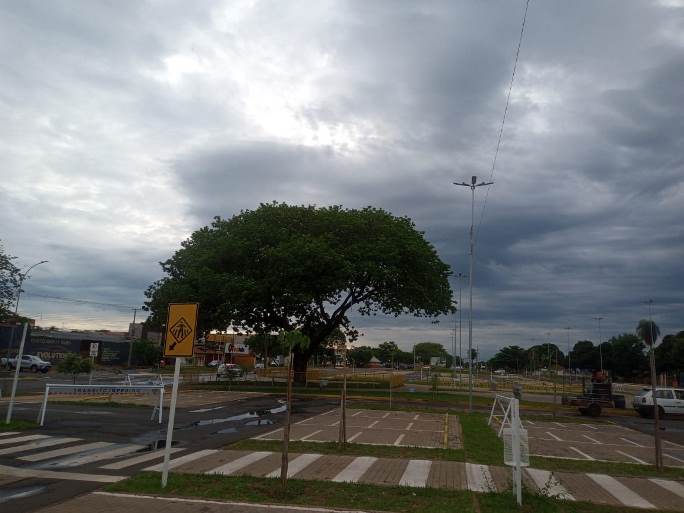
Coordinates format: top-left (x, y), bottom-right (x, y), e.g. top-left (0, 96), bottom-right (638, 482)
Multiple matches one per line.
top-left (217, 363), bottom-right (243, 378)
top-left (206, 359), bottom-right (222, 368)
top-left (254, 362), bottom-right (265, 369)
top-left (6, 354), bottom-right (52, 373)
top-left (633, 387), bottom-right (684, 418)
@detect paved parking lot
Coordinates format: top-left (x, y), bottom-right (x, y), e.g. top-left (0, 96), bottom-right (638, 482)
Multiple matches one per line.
top-left (524, 419), bottom-right (684, 467)
top-left (254, 408), bottom-right (462, 449)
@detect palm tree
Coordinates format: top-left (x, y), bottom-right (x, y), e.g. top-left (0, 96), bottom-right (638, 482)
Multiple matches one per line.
top-left (637, 319), bottom-right (661, 346)
top-left (637, 317), bottom-right (663, 470)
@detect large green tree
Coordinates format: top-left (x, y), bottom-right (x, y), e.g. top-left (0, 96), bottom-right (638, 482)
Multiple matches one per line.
top-left (414, 341), bottom-right (451, 367)
top-left (489, 345), bottom-right (526, 372)
top-left (144, 203), bottom-right (453, 381)
top-left (655, 331), bottom-right (684, 374)
top-left (0, 241), bottom-right (21, 320)
top-left (606, 333), bottom-right (647, 379)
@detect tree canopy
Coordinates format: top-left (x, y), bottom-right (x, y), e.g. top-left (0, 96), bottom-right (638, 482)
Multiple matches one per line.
top-left (0, 241), bottom-right (21, 320)
top-left (144, 203), bottom-right (453, 380)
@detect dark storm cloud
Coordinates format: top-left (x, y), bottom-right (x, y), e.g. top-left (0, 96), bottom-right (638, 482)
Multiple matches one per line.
top-left (1, 1), bottom-right (682, 351)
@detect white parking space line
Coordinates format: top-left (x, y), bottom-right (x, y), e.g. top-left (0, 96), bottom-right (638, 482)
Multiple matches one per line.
top-left (405, 422), bottom-right (413, 431)
top-left (367, 421), bottom-right (379, 428)
top-left (650, 478), bottom-right (684, 499)
top-left (266, 453), bottom-right (321, 478)
top-left (346, 432), bottom-right (363, 443)
top-left (0, 463), bottom-right (124, 483)
top-left (0, 437), bottom-right (81, 456)
top-left (399, 459), bottom-right (431, 487)
top-left (466, 463), bottom-right (495, 492)
top-left (329, 421), bottom-right (340, 427)
top-left (526, 420), bottom-right (536, 425)
top-left (253, 427), bottom-right (283, 440)
top-left (100, 448), bottom-right (184, 470)
top-left (299, 430), bottom-right (322, 441)
top-left (582, 434), bottom-right (601, 444)
top-left (352, 411), bottom-right (362, 417)
top-left (569, 447), bottom-right (595, 460)
top-left (189, 406), bottom-right (225, 413)
top-left (382, 412), bottom-right (390, 419)
top-left (616, 450), bottom-right (648, 465)
top-left (546, 431), bottom-right (563, 441)
top-left (554, 422), bottom-right (566, 428)
top-left (0, 435), bottom-right (49, 446)
top-left (20, 442), bottom-right (114, 462)
top-left (208, 451), bottom-right (272, 475)
top-left (582, 424), bottom-right (598, 430)
top-left (664, 453), bottom-right (684, 464)
top-left (0, 432), bottom-right (19, 437)
top-left (525, 468), bottom-right (574, 501)
top-left (46, 444), bottom-right (145, 468)
top-left (620, 437), bottom-right (643, 447)
top-left (665, 440), bottom-right (684, 449)
top-left (588, 474), bottom-right (655, 509)
top-left (332, 456), bottom-right (377, 483)
top-left (413, 414), bottom-right (420, 420)
top-left (146, 450), bottom-right (219, 471)
top-left (393, 434), bottom-right (405, 446)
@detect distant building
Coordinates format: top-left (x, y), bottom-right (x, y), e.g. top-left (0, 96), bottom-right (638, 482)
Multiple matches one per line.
top-left (127, 322), bottom-right (162, 343)
top-left (367, 356), bottom-right (382, 368)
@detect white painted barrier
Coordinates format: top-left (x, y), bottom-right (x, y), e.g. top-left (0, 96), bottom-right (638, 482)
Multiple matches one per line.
top-left (37, 383), bottom-right (164, 426)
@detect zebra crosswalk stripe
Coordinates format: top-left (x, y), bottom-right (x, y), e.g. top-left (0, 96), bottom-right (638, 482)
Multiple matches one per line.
top-left (650, 478), bottom-right (684, 499)
top-left (0, 432), bottom-right (20, 437)
top-left (525, 468), bottom-right (574, 500)
top-left (332, 456), bottom-right (377, 483)
top-left (0, 437), bottom-right (81, 456)
top-left (0, 434), bottom-right (50, 446)
top-left (100, 448), bottom-right (184, 470)
top-left (145, 449), bottom-right (219, 471)
top-left (399, 459), bottom-right (431, 487)
top-left (587, 474), bottom-right (655, 509)
top-left (20, 442), bottom-right (114, 462)
top-left (207, 451), bottom-right (272, 475)
top-left (44, 444), bottom-right (144, 468)
top-left (266, 453), bottom-right (321, 478)
top-left (465, 463), bottom-right (496, 492)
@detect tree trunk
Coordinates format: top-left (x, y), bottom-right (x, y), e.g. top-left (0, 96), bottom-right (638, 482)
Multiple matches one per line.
top-left (292, 350), bottom-right (309, 384)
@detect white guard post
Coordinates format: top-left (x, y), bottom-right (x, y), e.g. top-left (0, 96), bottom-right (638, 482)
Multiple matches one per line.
top-left (37, 383), bottom-right (164, 426)
top-left (161, 356), bottom-right (182, 488)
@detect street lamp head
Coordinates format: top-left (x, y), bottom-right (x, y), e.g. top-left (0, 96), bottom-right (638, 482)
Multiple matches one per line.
top-left (471, 175), bottom-right (477, 185)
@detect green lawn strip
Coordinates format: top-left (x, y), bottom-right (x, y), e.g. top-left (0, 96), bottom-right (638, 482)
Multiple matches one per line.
top-left (106, 473), bottom-right (681, 513)
top-left (478, 490), bottom-right (680, 513)
top-left (0, 419), bottom-right (38, 431)
top-left (107, 472), bottom-right (476, 513)
top-left (228, 438), bottom-right (465, 461)
top-left (459, 412), bottom-right (504, 465)
top-left (530, 456), bottom-right (684, 480)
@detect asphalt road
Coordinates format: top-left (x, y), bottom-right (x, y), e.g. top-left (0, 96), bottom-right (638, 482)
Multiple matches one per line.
top-left (0, 388), bottom-right (336, 513)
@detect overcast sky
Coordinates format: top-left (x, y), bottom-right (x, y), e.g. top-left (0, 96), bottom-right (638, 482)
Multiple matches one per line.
top-left (1, 1), bottom-right (682, 358)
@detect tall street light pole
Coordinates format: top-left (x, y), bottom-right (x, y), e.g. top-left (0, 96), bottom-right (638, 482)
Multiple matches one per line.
top-left (644, 299), bottom-right (663, 470)
top-left (14, 260), bottom-right (49, 315)
top-left (454, 176), bottom-right (493, 413)
top-left (592, 316), bottom-right (604, 373)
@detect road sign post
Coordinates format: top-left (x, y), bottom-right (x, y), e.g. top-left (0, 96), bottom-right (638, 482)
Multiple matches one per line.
top-left (160, 303), bottom-right (198, 488)
top-left (89, 342), bottom-right (99, 385)
top-left (5, 323), bottom-right (28, 424)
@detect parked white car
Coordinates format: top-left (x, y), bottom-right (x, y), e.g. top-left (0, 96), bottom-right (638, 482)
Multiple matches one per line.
top-left (632, 387), bottom-right (684, 418)
top-left (217, 363), bottom-right (243, 378)
top-left (6, 354), bottom-right (52, 373)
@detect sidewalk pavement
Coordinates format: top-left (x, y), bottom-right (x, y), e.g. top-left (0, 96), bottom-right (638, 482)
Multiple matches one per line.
top-left (143, 448), bottom-right (684, 510)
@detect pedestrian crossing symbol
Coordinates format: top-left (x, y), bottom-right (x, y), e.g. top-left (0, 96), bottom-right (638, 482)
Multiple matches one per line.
top-left (164, 303), bottom-right (199, 357)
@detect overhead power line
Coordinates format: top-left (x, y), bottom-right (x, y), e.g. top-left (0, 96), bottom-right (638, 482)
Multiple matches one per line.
top-left (475, 0), bottom-right (531, 242)
top-left (22, 292), bottom-right (140, 311)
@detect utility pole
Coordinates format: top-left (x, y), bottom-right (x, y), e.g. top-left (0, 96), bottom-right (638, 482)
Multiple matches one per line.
top-left (454, 176), bottom-right (493, 413)
top-left (593, 316), bottom-right (604, 373)
top-left (564, 326), bottom-right (572, 395)
top-left (456, 272), bottom-right (467, 381)
top-left (452, 299), bottom-right (458, 382)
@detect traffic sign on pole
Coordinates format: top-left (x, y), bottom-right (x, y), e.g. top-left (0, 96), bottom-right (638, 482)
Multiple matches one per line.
top-left (89, 342), bottom-right (99, 357)
top-left (164, 303), bottom-right (199, 357)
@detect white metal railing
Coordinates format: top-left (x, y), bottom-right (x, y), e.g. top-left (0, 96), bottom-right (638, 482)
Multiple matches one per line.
top-left (37, 383), bottom-right (165, 426)
top-left (488, 394), bottom-right (515, 437)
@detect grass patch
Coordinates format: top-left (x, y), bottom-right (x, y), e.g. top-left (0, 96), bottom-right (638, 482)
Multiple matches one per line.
top-left (229, 438), bottom-right (465, 461)
top-left (107, 472), bottom-right (476, 513)
top-left (106, 472), bottom-right (680, 513)
top-left (530, 456), bottom-right (684, 480)
top-left (0, 419), bottom-right (38, 431)
top-left (460, 412), bottom-right (504, 465)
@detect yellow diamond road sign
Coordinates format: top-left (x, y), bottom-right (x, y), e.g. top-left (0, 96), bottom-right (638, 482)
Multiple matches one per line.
top-left (164, 303), bottom-right (198, 357)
